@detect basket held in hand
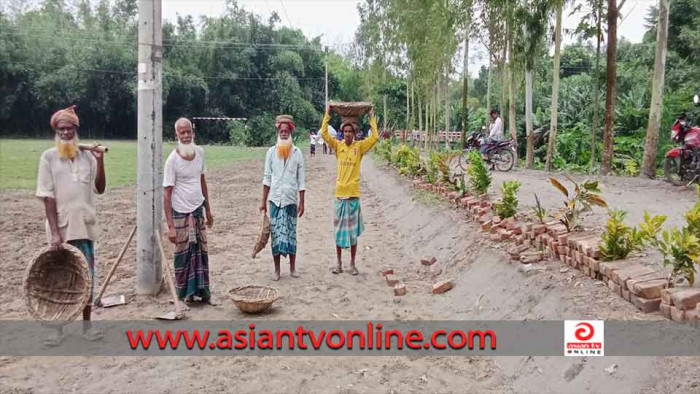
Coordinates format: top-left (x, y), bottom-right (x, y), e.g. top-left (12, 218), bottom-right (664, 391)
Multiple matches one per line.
top-left (252, 212), bottom-right (271, 258)
top-left (229, 285), bottom-right (280, 314)
top-left (24, 244), bottom-right (91, 321)
top-left (328, 101), bottom-right (373, 117)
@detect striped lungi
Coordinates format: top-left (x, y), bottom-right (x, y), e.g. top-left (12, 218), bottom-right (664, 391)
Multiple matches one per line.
top-left (173, 205), bottom-right (210, 301)
top-left (269, 202), bottom-right (298, 257)
top-left (334, 197), bottom-right (364, 249)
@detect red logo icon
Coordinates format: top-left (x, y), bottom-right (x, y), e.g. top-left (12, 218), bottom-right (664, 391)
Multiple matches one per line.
top-left (574, 322), bottom-right (595, 341)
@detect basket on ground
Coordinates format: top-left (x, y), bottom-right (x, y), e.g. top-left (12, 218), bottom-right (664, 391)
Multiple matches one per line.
top-left (24, 244), bottom-right (91, 321)
top-left (328, 101), bottom-right (373, 117)
top-left (229, 285), bottom-right (280, 314)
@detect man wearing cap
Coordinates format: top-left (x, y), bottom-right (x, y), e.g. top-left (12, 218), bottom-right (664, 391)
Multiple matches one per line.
top-left (320, 104), bottom-right (378, 276)
top-left (260, 115), bottom-right (306, 281)
top-left (36, 105), bottom-right (106, 344)
top-left (164, 117), bottom-right (216, 305)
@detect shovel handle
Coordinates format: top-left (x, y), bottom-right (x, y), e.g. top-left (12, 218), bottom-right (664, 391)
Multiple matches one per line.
top-left (94, 225), bottom-right (136, 306)
top-left (156, 234), bottom-right (185, 313)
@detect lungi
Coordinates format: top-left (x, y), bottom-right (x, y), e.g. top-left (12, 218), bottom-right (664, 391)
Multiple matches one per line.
top-left (68, 239), bottom-right (95, 304)
top-left (173, 205), bottom-right (210, 300)
top-left (334, 198), bottom-right (364, 249)
top-left (269, 201), bottom-right (298, 257)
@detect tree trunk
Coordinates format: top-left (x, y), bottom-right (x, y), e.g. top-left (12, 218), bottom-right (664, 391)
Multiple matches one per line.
top-left (640, 0), bottom-right (670, 179)
top-left (445, 70), bottom-right (451, 150)
top-left (418, 95), bottom-right (423, 133)
top-left (461, 36), bottom-right (469, 150)
top-left (600, 0), bottom-right (618, 176)
top-left (406, 80), bottom-right (410, 132)
top-left (508, 29), bottom-right (518, 166)
top-left (590, 0), bottom-right (602, 172)
top-left (545, 2), bottom-right (563, 172)
top-left (500, 43), bottom-right (507, 125)
top-left (486, 64), bottom-right (492, 129)
top-left (525, 68), bottom-right (534, 168)
top-left (425, 94), bottom-right (430, 150)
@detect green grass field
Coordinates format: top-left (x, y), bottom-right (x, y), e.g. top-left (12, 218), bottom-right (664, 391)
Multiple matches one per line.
top-left (0, 139), bottom-right (266, 190)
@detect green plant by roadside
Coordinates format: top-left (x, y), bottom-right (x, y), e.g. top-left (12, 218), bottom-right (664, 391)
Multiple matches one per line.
top-left (600, 210), bottom-right (666, 261)
top-left (467, 150), bottom-right (491, 195)
top-left (494, 180), bottom-right (521, 219)
top-left (645, 186), bottom-right (700, 285)
top-left (425, 151), bottom-right (440, 184)
top-left (550, 176), bottom-right (607, 232)
top-left (533, 194), bottom-right (547, 224)
top-left (375, 139), bottom-right (393, 162)
top-left (391, 145), bottom-right (422, 176)
top-left (437, 152), bottom-right (458, 189)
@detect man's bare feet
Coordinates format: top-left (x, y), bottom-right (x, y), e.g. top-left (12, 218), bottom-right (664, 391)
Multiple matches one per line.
top-left (273, 271), bottom-right (281, 281)
top-left (290, 270), bottom-right (300, 278)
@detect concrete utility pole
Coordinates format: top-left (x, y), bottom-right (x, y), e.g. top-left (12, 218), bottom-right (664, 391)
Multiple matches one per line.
top-left (136, 0), bottom-right (163, 294)
top-left (324, 46), bottom-right (329, 108)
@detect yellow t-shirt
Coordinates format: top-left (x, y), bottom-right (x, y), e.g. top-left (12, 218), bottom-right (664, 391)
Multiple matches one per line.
top-left (320, 113), bottom-right (379, 198)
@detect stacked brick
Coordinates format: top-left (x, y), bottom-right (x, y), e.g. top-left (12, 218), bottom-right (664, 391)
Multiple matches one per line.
top-left (408, 174), bottom-right (698, 325)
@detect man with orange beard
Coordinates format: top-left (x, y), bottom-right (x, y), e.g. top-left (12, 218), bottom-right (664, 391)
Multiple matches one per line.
top-left (36, 105), bottom-right (106, 345)
top-left (260, 115), bottom-right (306, 281)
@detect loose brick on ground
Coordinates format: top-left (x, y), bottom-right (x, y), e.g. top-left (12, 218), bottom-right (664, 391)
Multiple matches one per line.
top-left (393, 282), bottom-right (407, 296)
top-left (432, 280), bottom-right (455, 294)
top-left (381, 268), bottom-right (394, 276)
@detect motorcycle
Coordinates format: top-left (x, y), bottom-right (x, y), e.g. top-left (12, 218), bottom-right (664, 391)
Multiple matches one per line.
top-left (664, 93), bottom-right (700, 185)
top-left (457, 131), bottom-right (516, 172)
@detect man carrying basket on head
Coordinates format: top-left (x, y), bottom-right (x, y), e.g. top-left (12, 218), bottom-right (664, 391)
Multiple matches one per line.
top-left (36, 105), bottom-right (106, 345)
top-left (260, 115), bottom-right (306, 281)
top-left (320, 103), bottom-right (379, 275)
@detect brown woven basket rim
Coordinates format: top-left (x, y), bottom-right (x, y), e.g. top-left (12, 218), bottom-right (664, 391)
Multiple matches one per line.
top-left (228, 285), bottom-right (280, 303)
top-left (23, 243), bottom-right (91, 321)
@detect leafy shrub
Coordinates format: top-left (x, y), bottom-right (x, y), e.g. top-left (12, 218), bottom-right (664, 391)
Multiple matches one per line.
top-left (228, 120), bottom-right (247, 146)
top-left (600, 210), bottom-right (666, 261)
top-left (467, 150), bottom-right (491, 195)
top-left (246, 113), bottom-right (277, 147)
top-left (494, 180), bottom-right (521, 219)
top-left (375, 139), bottom-right (393, 162)
top-left (424, 151), bottom-right (440, 184)
top-left (550, 176), bottom-right (607, 232)
top-left (391, 145), bottom-right (422, 176)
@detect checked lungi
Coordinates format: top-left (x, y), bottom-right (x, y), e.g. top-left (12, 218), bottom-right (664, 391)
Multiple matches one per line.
top-left (68, 239), bottom-right (95, 304)
top-left (269, 201), bottom-right (298, 257)
top-left (334, 198), bottom-right (364, 249)
top-left (173, 205), bottom-right (210, 300)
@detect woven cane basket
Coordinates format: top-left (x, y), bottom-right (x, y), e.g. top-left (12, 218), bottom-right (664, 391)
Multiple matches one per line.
top-left (251, 212), bottom-right (271, 258)
top-left (229, 285), bottom-right (280, 314)
top-left (328, 101), bottom-right (373, 117)
top-left (24, 244), bottom-right (91, 321)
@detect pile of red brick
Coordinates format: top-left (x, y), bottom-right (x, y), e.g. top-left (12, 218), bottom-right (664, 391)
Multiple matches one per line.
top-left (408, 175), bottom-right (700, 325)
top-left (381, 257), bottom-right (455, 297)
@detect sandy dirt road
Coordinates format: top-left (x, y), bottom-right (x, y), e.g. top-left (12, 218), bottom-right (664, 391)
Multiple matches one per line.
top-left (0, 149), bottom-right (698, 393)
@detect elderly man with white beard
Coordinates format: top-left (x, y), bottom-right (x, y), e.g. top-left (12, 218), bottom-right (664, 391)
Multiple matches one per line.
top-left (260, 115), bottom-right (306, 281)
top-left (36, 105), bottom-right (106, 345)
top-left (163, 117), bottom-right (217, 305)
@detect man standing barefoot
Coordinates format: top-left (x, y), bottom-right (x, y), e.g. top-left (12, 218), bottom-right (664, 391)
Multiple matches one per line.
top-left (261, 115), bottom-right (306, 281)
top-left (320, 104), bottom-right (378, 275)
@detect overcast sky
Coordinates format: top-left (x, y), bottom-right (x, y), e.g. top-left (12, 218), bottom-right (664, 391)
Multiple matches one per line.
top-left (163, 0), bottom-right (654, 76)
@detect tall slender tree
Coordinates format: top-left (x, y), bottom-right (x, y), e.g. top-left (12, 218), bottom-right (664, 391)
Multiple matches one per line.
top-left (600, 0), bottom-right (618, 175)
top-left (545, 0), bottom-right (564, 171)
top-left (640, 0), bottom-right (671, 178)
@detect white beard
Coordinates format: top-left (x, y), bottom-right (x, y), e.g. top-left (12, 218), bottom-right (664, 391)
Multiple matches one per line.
top-left (178, 141), bottom-right (196, 159)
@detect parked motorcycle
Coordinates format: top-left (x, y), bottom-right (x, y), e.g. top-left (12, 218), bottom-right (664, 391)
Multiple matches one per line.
top-left (457, 132), bottom-right (516, 172)
top-left (664, 93), bottom-right (700, 185)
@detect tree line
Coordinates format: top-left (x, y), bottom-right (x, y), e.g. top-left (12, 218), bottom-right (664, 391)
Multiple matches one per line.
top-left (353, 0), bottom-right (700, 176)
